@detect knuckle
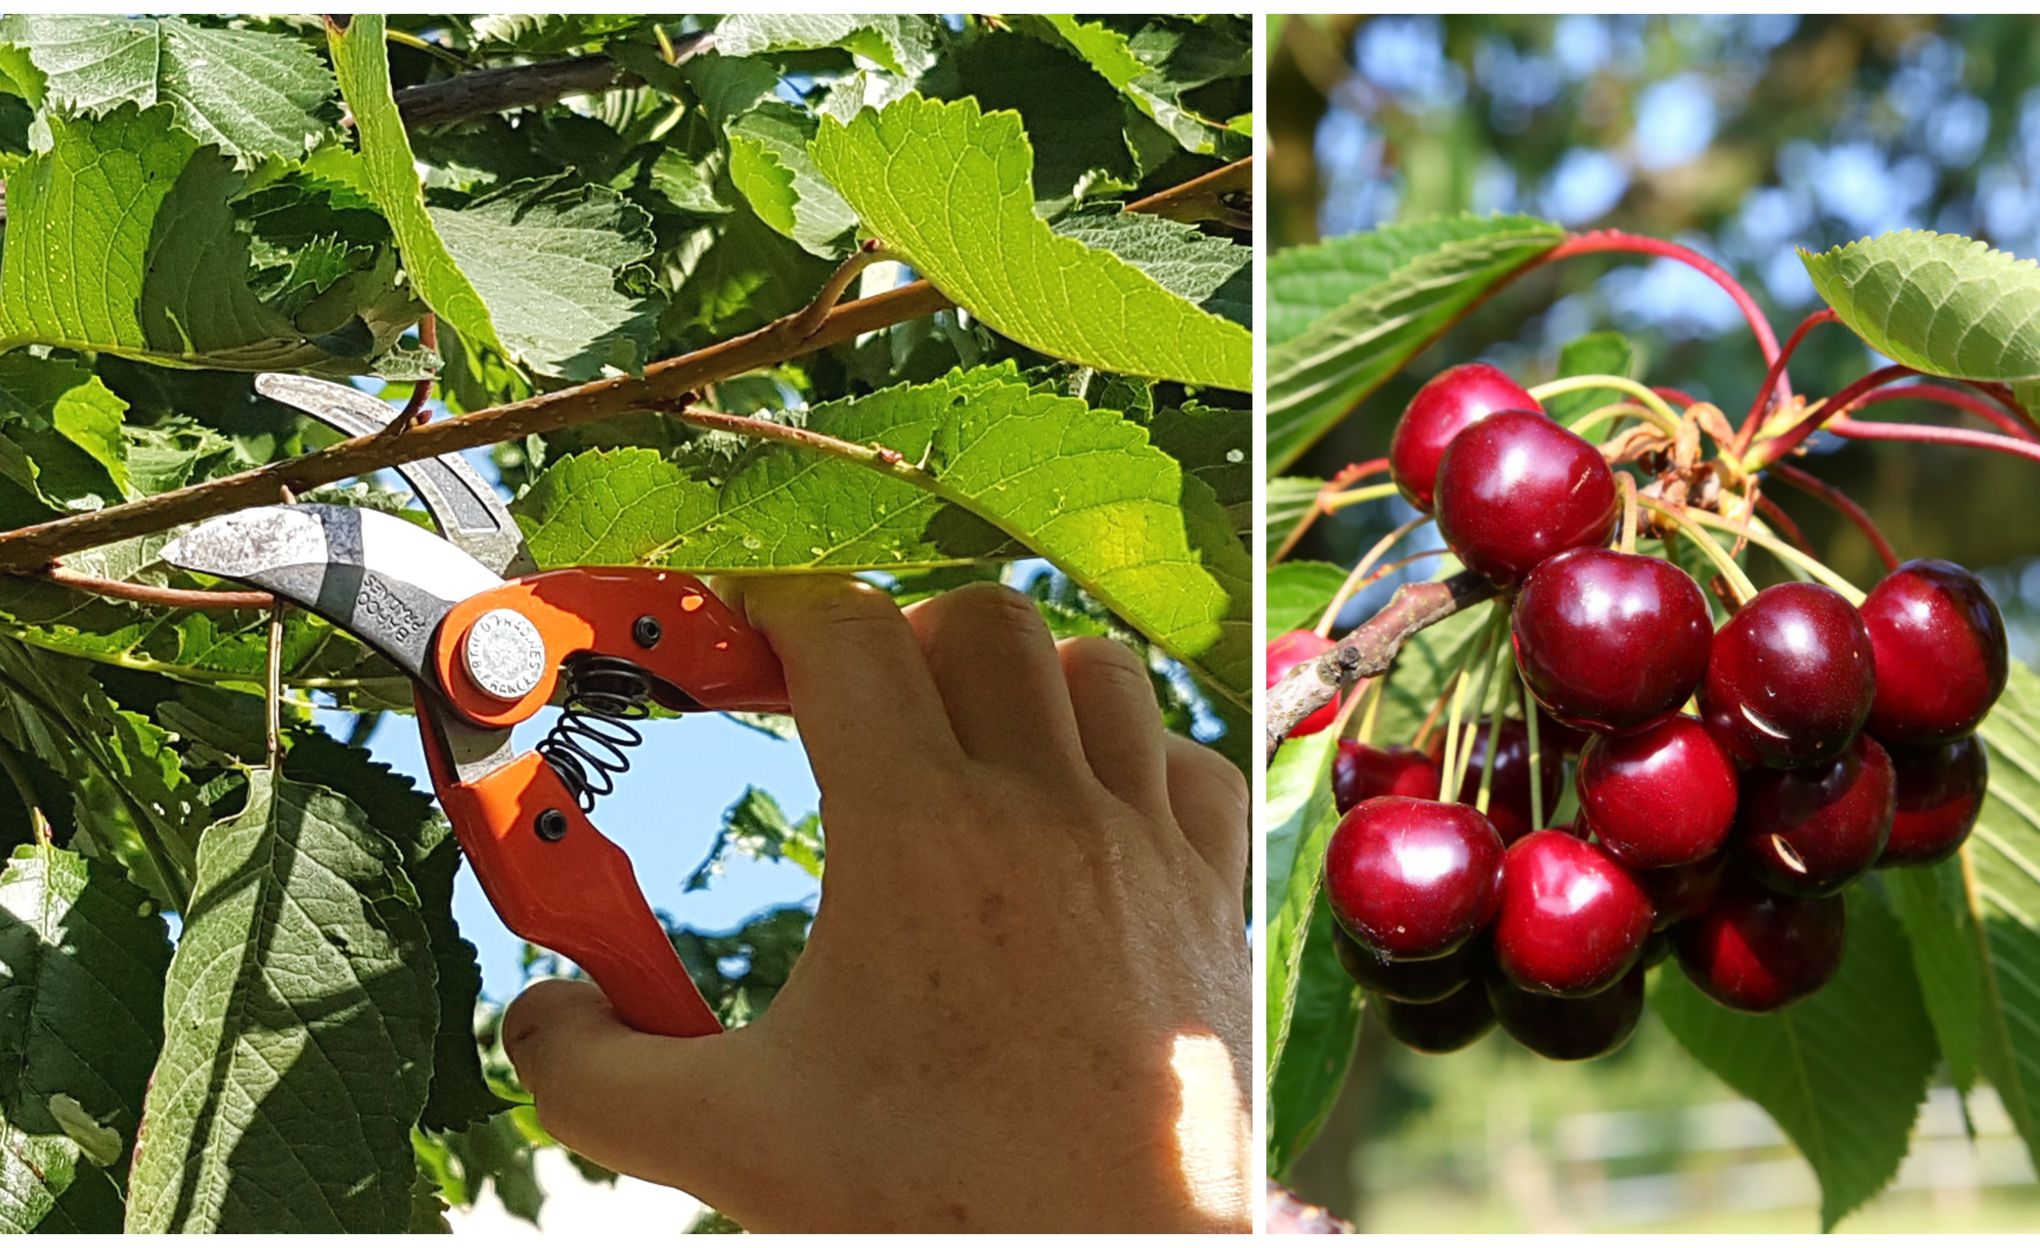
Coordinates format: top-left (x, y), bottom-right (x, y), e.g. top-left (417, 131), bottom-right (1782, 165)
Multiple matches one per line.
top-left (1171, 735), bottom-right (1250, 809)
top-left (940, 580), bottom-right (1042, 633)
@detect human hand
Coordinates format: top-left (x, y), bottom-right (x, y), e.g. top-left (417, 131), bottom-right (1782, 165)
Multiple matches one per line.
top-left (502, 577), bottom-right (1250, 1232)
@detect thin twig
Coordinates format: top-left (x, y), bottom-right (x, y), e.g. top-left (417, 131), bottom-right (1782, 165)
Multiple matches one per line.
top-left (39, 565), bottom-right (275, 611)
top-left (789, 242), bottom-right (899, 340)
top-left (0, 158), bottom-right (1247, 576)
top-left (390, 314), bottom-right (440, 432)
top-left (1265, 570), bottom-right (1496, 761)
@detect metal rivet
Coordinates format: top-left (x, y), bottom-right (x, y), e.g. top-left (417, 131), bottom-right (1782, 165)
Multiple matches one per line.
top-left (464, 608), bottom-right (547, 700)
top-left (535, 808), bottom-right (569, 841)
top-left (633, 615), bottom-right (662, 648)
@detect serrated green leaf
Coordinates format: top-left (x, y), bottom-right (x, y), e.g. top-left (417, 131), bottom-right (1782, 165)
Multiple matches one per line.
top-left (429, 178), bottom-right (661, 381)
top-left (1266, 561), bottom-right (1347, 635)
top-left (723, 101), bottom-right (857, 258)
top-left (1267, 214), bottom-right (1565, 473)
top-left (686, 787), bottom-right (823, 891)
top-left (515, 366), bottom-right (1249, 705)
top-left (1268, 902), bottom-right (1362, 1178)
top-left (0, 14), bottom-right (333, 164)
top-left (1801, 230), bottom-right (2040, 383)
top-left (0, 354), bottom-right (129, 507)
top-left (126, 770), bottom-right (438, 1232)
top-left (0, 104), bottom-right (407, 373)
top-left (1020, 15), bottom-right (1249, 159)
top-left (712, 14), bottom-right (937, 78)
top-left (0, 845), bottom-right (170, 1232)
top-left (328, 15), bottom-right (507, 365)
top-left (1053, 206), bottom-right (1251, 328)
top-left (466, 13), bottom-right (651, 55)
top-left (1144, 403), bottom-right (1251, 538)
top-left (661, 205), bottom-right (834, 347)
top-left (1544, 330), bottom-right (1639, 423)
top-left (1263, 729), bottom-right (1340, 1122)
top-left (1652, 889), bottom-right (1939, 1230)
top-left (810, 94), bottom-right (1250, 390)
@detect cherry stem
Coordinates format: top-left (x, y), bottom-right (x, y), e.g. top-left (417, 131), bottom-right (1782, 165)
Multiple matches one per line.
top-left (1636, 497), bottom-right (1758, 606)
top-left (1750, 493), bottom-right (1818, 558)
top-left (1768, 462), bottom-right (1900, 572)
top-left (1673, 504), bottom-right (1865, 604)
top-left (1734, 308), bottom-right (1838, 456)
top-left (1567, 401), bottom-right (1662, 440)
top-left (1824, 416), bottom-right (2040, 466)
top-left (1469, 631), bottom-right (1512, 818)
top-left (1530, 374), bottom-right (1683, 434)
top-left (1546, 231), bottom-right (1787, 408)
top-left (1315, 515), bottom-right (1429, 636)
top-left (1273, 458), bottom-right (1390, 564)
top-left (1856, 383), bottom-right (2039, 444)
top-left (1319, 482), bottom-right (1400, 513)
top-left (1520, 660), bottom-right (1544, 825)
top-left (1617, 473), bottom-right (1640, 554)
top-left (1439, 602), bottom-right (1509, 804)
top-left (1748, 363), bottom-right (1914, 466)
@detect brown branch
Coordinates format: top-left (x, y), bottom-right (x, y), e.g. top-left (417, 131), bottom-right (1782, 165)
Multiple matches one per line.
top-left (388, 32), bottom-right (716, 129)
top-left (40, 566), bottom-right (275, 611)
top-left (1265, 570), bottom-right (1496, 761)
top-left (0, 158), bottom-right (1249, 577)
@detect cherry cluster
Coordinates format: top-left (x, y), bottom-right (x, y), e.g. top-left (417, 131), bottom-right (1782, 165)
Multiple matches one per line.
top-left (1280, 363), bottom-right (2011, 1062)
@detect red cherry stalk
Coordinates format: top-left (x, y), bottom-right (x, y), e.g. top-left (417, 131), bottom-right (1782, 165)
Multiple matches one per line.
top-left (1733, 308), bottom-right (1838, 456)
top-left (1753, 364), bottom-right (2040, 468)
top-left (1857, 384), bottom-right (2039, 444)
top-left (1272, 457), bottom-right (1390, 563)
top-left (1768, 462), bottom-right (1900, 572)
top-left (1750, 493), bottom-right (1817, 558)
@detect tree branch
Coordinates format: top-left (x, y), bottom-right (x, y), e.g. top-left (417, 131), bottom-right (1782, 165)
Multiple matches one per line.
top-left (1264, 570), bottom-right (1496, 761)
top-left (0, 157), bottom-right (1250, 576)
top-left (388, 32), bottom-right (716, 129)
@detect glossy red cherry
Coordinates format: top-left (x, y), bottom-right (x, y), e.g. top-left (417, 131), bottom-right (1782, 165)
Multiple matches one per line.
top-left (1426, 718), bottom-right (1562, 843)
top-left (1880, 735), bottom-right (1988, 867)
top-left (1577, 716), bottom-right (1739, 868)
top-left (1323, 797), bottom-right (1504, 961)
top-left (1486, 965), bottom-right (1645, 1061)
top-left (1513, 548), bottom-right (1712, 733)
top-left (1699, 582), bottom-right (1875, 769)
top-left (1673, 878), bottom-right (1845, 1013)
top-left (1861, 560), bottom-right (2009, 745)
top-left (1735, 734), bottom-right (1894, 897)
top-left (1268, 629), bottom-right (1339, 737)
top-left (1492, 829), bottom-right (1654, 997)
top-left (1432, 410), bottom-right (1618, 586)
top-left (1630, 852), bottom-right (1728, 931)
top-left (1388, 363), bottom-right (1541, 512)
top-left (1331, 923), bottom-right (1481, 1004)
top-left (1374, 981), bottom-right (1496, 1054)
top-left (1332, 742), bottom-right (1442, 814)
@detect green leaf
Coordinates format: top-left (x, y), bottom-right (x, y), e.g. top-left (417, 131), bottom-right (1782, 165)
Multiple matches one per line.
top-left (328, 15), bottom-right (507, 365)
top-left (0, 845), bottom-right (170, 1232)
top-left (0, 353), bottom-right (130, 507)
top-left (1266, 561), bottom-right (1347, 635)
top-left (515, 366), bottom-right (1250, 706)
top-left (810, 94), bottom-right (1250, 391)
top-left (660, 205), bottom-right (834, 347)
top-left (712, 14), bottom-right (938, 78)
top-left (722, 101), bottom-right (857, 258)
top-left (1267, 903), bottom-right (1361, 1178)
top-left (1267, 214), bottom-right (1565, 472)
top-left (1543, 330), bottom-right (1639, 423)
top-left (1052, 205), bottom-right (1251, 328)
top-left (1266, 476), bottom-right (1322, 558)
top-left (466, 14), bottom-right (652, 55)
top-left (1144, 402), bottom-right (1251, 539)
top-left (1019, 16), bottom-right (1249, 158)
top-left (1652, 888), bottom-right (1940, 1230)
top-left (686, 787), bottom-right (824, 890)
top-left (0, 103), bottom-right (409, 372)
top-left (125, 771), bottom-right (438, 1232)
top-left (429, 178), bottom-right (662, 381)
top-left (1801, 231), bottom-right (2040, 383)
top-left (0, 14), bottom-right (334, 164)
top-left (1890, 661), bottom-right (2040, 1163)
top-left (1262, 729), bottom-right (1339, 1081)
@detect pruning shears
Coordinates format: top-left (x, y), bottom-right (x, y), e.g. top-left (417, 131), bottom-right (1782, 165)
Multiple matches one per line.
top-left (161, 375), bottom-right (789, 1038)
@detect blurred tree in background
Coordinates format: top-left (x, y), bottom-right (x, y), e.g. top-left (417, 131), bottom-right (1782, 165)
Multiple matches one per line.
top-left (1269, 13), bottom-right (2040, 1231)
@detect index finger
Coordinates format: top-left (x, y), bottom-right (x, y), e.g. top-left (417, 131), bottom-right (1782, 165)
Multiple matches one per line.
top-left (711, 576), bottom-right (963, 800)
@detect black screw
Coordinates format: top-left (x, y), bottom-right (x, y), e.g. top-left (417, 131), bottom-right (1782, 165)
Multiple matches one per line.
top-left (535, 808), bottom-right (569, 841)
top-left (633, 615), bottom-right (663, 648)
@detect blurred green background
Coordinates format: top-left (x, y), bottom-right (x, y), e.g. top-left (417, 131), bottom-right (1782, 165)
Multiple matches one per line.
top-left (1270, 13), bottom-right (2040, 1233)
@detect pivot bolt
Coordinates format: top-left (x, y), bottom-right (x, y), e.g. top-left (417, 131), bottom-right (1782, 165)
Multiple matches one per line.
top-left (464, 608), bottom-right (546, 700)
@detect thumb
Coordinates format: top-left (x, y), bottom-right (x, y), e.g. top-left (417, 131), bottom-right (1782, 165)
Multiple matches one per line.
top-left (502, 979), bottom-right (771, 1197)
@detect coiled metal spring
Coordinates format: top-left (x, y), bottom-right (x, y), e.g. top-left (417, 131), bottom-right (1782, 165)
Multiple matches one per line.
top-left (537, 657), bottom-right (652, 811)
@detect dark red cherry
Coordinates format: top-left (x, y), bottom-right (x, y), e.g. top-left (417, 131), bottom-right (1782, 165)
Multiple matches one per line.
top-left (1332, 742), bottom-right (1442, 814)
top-left (1331, 923), bottom-right (1481, 1004)
top-left (1699, 582), bottom-right (1875, 769)
top-left (1373, 981), bottom-right (1496, 1054)
top-left (1578, 716), bottom-right (1739, 868)
top-left (1673, 878), bottom-right (1845, 1013)
top-left (1513, 548), bottom-right (1712, 733)
top-left (1735, 734), bottom-right (1894, 896)
top-left (1425, 718), bottom-right (1562, 843)
top-left (1268, 629), bottom-right (1339, 737)
top-left (1630, 852), bottom-right (1728, 931)
top-left (1388, 363), bottom-right (1541, 512)
top-left (1880, 735), bottom-right (1989, 867)
top-left (1432, 410), bottom-right (1618, 586)
top-left (1861, 560), bottom-right (2009, 745)
top-left (1535, 709), bottom-right (1593, 757)
top-left (1486, 965), bottom-right (1645, 1061)
top-left (1492, 830), bottom-right (1654, 997)
top-left (1322, 797), bottom-right (1504, 961)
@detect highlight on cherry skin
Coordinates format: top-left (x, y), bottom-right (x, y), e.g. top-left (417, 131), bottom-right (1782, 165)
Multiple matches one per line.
top-left (1303, 354), bottom-right (2015, 1064)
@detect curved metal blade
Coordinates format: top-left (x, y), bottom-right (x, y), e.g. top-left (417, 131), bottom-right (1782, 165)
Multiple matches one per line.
top-left (254, 373), bottom-right (536, 578)
top-left (160, 504), bottom-right (503, 682)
